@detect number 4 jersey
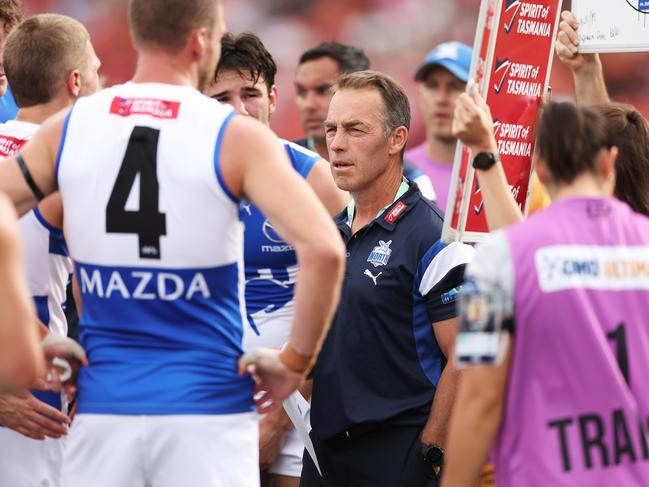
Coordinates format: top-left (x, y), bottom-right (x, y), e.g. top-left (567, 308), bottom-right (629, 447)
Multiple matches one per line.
top-left (57, 82), bottom-right (254, 415)
top-left (459, 197), bottom-right (649, 486)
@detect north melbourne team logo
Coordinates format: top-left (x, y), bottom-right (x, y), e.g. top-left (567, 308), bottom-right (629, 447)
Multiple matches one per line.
top-left (367, 240), bottom-right (392, 268)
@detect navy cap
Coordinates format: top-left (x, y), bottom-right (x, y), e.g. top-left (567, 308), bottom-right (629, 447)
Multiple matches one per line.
top-left (414, 41), bottom-right (472, 83)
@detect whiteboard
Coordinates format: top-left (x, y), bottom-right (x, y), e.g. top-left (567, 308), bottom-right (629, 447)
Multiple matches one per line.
top-left (573, 0), bottom-right (649, 52)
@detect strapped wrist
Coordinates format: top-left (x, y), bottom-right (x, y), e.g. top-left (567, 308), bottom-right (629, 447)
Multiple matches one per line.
top-left (279, 342), bottom-right (313, 373)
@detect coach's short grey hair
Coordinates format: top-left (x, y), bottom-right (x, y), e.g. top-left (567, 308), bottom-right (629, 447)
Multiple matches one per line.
top-left (335, 70), bottom-right (411, 138)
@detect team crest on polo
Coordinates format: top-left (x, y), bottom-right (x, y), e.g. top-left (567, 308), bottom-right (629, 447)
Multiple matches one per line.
top-left (367, 240), bottom-right (392, 268)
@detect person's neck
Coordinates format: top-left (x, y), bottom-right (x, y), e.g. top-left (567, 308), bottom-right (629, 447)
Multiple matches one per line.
top-left (351, 165), bottom-right (403, 233)
top-left (425, 133), bottom-right (457, 164)
top-left (16, 97), bottom-right (71, 125)
top-left (132, 49), bottom-right (198, 88)
top-left (547, 173), bottom-right (610, 202)
top-left (312, 136), bottom-right (328, 160)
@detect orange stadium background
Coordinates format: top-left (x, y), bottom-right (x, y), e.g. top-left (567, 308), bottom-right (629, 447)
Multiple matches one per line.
top-left (21, 0), bottom-right (649, 148)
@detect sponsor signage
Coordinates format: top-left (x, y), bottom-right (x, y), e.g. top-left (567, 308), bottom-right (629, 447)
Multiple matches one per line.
top-left (110, 97), bottom-right (181, 119)
top-left (0, 134), bottom-right (28, 156)
top-left (443, 0), bottom-right (563, 243)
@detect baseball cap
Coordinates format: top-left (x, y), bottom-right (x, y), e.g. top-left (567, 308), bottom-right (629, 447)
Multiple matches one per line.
top-left (414, 41), bottom-right (472, 83)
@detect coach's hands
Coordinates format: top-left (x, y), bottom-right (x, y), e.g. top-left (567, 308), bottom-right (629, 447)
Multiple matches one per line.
top-left (239, 348), bottom-right (303, 414)
top-left (555, 11), bottom-right (601, 74)
top-left (0, 389), bottom-right (70, 440)
top-left (453, 84), bottom-right (498, 154)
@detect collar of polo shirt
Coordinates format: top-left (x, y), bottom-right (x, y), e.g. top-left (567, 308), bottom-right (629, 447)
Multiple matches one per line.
top-left (346, 177), bottom-right (410, 224)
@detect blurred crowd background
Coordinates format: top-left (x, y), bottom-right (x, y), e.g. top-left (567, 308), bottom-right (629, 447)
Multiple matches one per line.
top-left (21, 0), bottom-right (649, 147)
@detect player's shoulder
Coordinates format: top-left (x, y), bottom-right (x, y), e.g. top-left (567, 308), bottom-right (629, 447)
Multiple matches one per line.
top-left (278, 138), bottom-right (320, 176)
top-left (279, 138), bottom-right (320, 162)
top-left (279, 138), bottom-right (318, 158)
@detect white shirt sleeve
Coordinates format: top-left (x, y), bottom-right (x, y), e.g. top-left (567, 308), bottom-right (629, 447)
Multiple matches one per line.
top-left (464, 230), bottom-right (515, 319)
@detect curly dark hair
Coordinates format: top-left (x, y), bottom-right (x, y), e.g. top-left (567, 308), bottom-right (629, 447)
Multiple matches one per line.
top-left (214, 32), bottom-right (276, 92)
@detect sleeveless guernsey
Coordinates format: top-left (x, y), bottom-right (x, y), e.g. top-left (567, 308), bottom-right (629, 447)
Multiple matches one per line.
top-left (56, 82), bottom-right (253, 414)
top-left (0, 120), bottom-right (72, 410)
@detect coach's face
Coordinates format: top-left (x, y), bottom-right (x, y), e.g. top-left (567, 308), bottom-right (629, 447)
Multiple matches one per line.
top-left (325, 87), bottom-right (393, 193)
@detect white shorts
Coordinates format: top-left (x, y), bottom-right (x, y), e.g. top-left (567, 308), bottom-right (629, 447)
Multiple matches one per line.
top-left (61, 412), bottom-right (259, 487)
top-left (0, 426), bottom-right (66, 487)
top-left (268, 425), bottom-right (303, 478)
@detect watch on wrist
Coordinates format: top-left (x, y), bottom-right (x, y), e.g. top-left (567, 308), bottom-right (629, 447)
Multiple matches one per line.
top-left (422, 443), bottom-right (445, 468)
top-left (472, 151), bottom-right (500, 171)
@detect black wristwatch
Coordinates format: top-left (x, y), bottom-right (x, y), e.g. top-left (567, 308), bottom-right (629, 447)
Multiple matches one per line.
top-left (422, 443), bottom-right (444, 469)
top-left (472, 151), bottom-right (500, 171)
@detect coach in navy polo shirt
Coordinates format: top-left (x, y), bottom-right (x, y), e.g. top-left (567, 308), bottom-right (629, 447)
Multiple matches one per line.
top-left (300, 71), bottom-right (474, 487)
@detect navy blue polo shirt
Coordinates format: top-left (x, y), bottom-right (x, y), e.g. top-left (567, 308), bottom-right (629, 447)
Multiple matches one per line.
top-left (311, 181), bottom-right (475, 439)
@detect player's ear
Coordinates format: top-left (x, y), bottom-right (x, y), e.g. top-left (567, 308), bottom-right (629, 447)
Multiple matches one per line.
top-left (268, 85), bottom-right (278, 115)
top-left (66, 70), bottom-right (82, 99)
top-left (190, 27), bottom-right (208, 61)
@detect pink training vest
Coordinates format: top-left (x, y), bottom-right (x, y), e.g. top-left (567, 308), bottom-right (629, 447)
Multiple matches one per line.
top-left (495, 197), bottom-right (649, 486)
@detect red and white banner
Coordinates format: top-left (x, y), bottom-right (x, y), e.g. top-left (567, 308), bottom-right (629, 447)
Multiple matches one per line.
top-left (442, 0), bottom-right (563, 243)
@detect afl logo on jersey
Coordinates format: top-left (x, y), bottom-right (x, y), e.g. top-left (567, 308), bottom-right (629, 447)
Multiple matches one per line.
top-left (262, 219), bottom-right (285, 244)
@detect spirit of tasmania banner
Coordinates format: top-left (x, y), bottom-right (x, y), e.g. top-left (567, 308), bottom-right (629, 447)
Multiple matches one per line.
top-left (443, 0), bottom-right (562, 243)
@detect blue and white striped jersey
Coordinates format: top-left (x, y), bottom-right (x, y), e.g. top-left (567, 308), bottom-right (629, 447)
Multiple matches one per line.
top-left (57, 83), bottom-right (253, 414)
top-left (241, 139), bottom-right (318, 350)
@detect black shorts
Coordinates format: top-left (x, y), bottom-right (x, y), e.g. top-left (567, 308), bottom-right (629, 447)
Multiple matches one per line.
top-left (300, 425), bottom-right (438, 487)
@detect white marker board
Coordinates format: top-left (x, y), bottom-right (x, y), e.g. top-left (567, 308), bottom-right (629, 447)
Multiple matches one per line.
top-left (573, 0), bottom-right (649, 52)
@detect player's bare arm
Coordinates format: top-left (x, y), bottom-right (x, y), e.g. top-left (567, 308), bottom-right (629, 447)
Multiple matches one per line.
top-left (420, 316), bottom-right (461, 450)
top-left (441, 344), bottom-right (512, 487)
top-left (0, 108), bottom-right (69, 216)
top-left (0, 196), bottom-right (44, 390)
top-left (220, 115), bottom-right (345, 396)
top-left (306, 158), bottom-right (349, 216)
top-left (555, 10), bottom-right (610, 105)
